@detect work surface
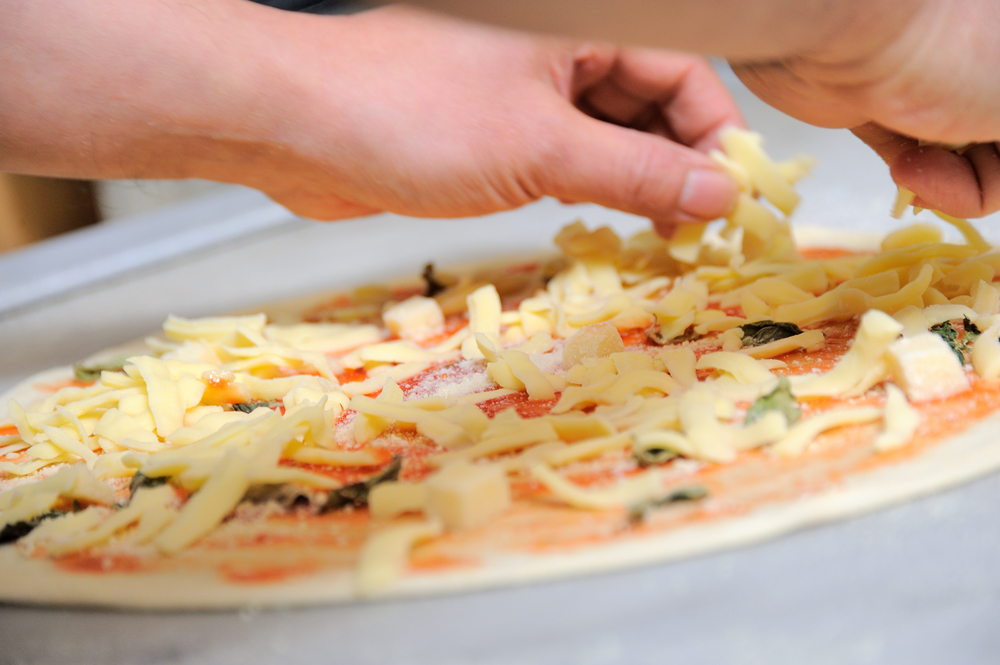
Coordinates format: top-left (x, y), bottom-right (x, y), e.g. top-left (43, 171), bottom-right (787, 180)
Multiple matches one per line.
top-left (2, 70), bottom-right (1000, 665)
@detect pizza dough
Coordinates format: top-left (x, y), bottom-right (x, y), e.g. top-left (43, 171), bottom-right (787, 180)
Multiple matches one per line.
top-left (4, 130), bottom-right (1000, 610)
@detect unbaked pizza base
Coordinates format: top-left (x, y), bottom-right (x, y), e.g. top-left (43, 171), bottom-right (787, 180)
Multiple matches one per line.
top-left (3, 226), bottom-right (997, 611)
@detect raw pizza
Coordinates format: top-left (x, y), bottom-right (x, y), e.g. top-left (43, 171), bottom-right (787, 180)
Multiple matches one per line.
top-left (4, 129), bottom-right (1000, 610)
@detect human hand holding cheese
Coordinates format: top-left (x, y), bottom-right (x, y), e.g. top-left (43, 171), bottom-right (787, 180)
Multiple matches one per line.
top-left (0, 2), bottom-right (741, 228)
top-left (410, 0), bottom-right (1000, 221)
top-left (730, 0), bottom-right (1000, 220)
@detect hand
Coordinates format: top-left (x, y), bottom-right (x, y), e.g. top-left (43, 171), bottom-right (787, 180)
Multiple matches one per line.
top-left (729, 0), bottom-right (1000, 218)
top-left (0, 2), bottom-right (743, 231)
top-left (247, 7), bottom-right (743, 232)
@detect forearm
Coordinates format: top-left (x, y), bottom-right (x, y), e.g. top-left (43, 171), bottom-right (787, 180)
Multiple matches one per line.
top-left (394, 0), bottom-right (920, 61)
top-left (0, 2), bottom-right (749, 225)
top-left (0, 0), bottom-right (309, 183)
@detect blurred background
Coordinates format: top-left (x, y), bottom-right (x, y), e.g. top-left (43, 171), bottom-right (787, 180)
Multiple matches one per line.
top-left (0, 177), bottom-right (224, 254)
top-left (0, 0), bottom-right (365, 256)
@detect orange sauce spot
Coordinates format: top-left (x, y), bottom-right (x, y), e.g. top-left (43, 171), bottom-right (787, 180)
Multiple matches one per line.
top-left (800, 247), bottom-right (870, 261)
top-left (477, 392), bottom-right (558, 419)
top-left (54, 553), bottom-right (147, 575)
top-left (503, 261), bottom-right (541, 275)
top-left (409, 553), bottom-right (479, 572)
top-left (406, 315), bottom-right (468, 349)
top-left (201, 382), bottom-right (251, 406)
top-left (34, 379), bottom-right (96, 392)
top-left (219, 561), bottom-right (320, 584)
top-left (392, 285), bottom-right (424, 301)
top-left (338, 367), bottom-right (367, 384)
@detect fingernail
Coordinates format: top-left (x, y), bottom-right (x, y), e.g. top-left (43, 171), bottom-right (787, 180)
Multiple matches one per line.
top-left (678, 168), bottom-right (737, 221)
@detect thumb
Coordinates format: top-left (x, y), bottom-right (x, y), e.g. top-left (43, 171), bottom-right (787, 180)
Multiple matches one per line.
top-left (542, 113), bottom-right (738, 227)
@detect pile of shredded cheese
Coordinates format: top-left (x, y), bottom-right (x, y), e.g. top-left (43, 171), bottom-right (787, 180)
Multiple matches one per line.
top-left (2, 128), bottom-right (999, 595)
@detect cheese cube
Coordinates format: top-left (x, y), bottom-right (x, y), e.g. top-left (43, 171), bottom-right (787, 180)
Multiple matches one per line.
top-left (383, 296), bottom-right (445, 341)
top-left (886, 332), bottom-right (970, 402)
top-left (563, 322), bottom-right (625, 366)
top-left (424, 462), bottom-right (511, 531)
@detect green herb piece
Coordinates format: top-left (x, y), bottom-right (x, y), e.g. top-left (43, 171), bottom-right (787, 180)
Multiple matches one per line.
top-left (745, 377), bottom-right (801, 426)
top-left (0, 511), bottom-right (62, 546)
top-left (964, 317), bottom-right (982, 344)
top-left (73, 355), bottom-right (130, 382)
top-left (646, 324), bottom-right (700, 346)
top-left (128, 472), bottom-right (169, 500)
top-left (738, 321), bottom-right (805, 347)
top-left (634, 447), bottom-right (679, 468)
top-left (629, 486), bottom-right (708, 523)
top-left (930, 321), bottom-right (968, 364)
top-left (320, 456), bottom-right (403, 513)
top-left (422, 263), bottom-right (448, 298)
top-left (242, 483), bottom-right (313, 510)
top-left (231, 400), bottom-right (279, 414)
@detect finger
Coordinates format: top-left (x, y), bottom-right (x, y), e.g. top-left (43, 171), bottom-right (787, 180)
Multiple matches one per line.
top-left (965, 143), bottom-right (1000, 214)
top-left (853, 123), bottom-right (1000, 218)
top-left (656, 55), bottom-right (746, 152)
top-left (567, 42), bottom-right (618, 100)
top-left (894, 143), bottom-right (1000, 218)
top-left (616, 50), bottom-right (745, 151)
top-left (851, 122), bottom-right (919, 165)
top-left (579, 78), bottom-right (655, 128)
top-left (543, 110), bottom-right (738, 226)
top-left (579, 50), bottom-right (744, 152)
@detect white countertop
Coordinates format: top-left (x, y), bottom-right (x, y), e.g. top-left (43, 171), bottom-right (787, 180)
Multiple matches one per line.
top-left (2, 69), bottom-right (1000, 665)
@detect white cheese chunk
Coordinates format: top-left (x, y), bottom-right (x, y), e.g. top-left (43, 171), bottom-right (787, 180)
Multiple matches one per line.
top-left (383, 296), bottom-right (446, 341)
top-left (886, 332), bottom-right (970, 401)
top-left (424, 462), bottom-right (511, 531)
top-left (972, 323), bottom-right (1000, 380)
top-left (460, 285), bottom-right (502, 360)
top-left (563, 322), bottom-right (625, 366)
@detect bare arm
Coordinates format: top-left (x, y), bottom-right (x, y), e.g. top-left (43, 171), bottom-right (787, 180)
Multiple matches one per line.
top-left (394, 0), bottom-right (913, 62)
top-left (0, 1), bottom-right (744, 226)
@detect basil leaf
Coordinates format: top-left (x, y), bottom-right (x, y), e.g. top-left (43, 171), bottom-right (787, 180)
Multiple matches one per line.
top-left (646, 324), bottom-right (699, 346)
top-left (634, 447), bottom-right (679, 468)
top-left (422, 263), bottom-right (448, 298)
top-left (963, 316), bottom-right (982, 344)
top-left (320, 456), bottom-right (403, 513)
top-left (128, 472), bottom-right (169, 500)
top-left (242, 483), bottom-right (314, 510)
top-left (745, 377), bottom-right (800, 426)
top-left (738, 321), bottom-right (804, 347)
top-left (629, 486), bottom-right (707, 523)
top-left (73, 355), bottom-right (130, 382)
top-left (231, 400), bottom-right (279, 414)
top-left (0, 511), bottom-right (62, 546)
top-left (930, 321), bottom-right (967, 364)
